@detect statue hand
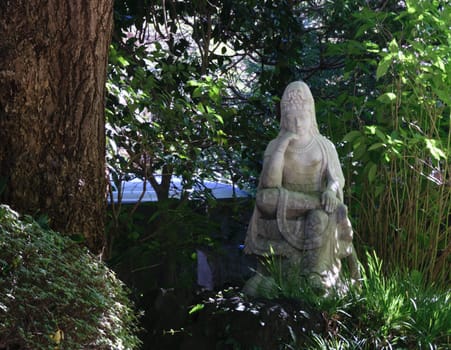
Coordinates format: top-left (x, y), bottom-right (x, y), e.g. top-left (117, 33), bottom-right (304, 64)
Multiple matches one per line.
top-left (321, 190), bottom-right (339, 213)
top-left (277, 131), bottom-right (299, 149)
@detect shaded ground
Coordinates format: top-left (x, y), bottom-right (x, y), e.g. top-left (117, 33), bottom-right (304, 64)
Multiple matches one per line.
top-left (139, 287), bottom-right (326, 350)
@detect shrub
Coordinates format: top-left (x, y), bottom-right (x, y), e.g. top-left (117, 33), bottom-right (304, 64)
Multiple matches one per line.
top-left (0, 205), bottom-right (141, 350)
top-left (259, 251), bottom-right (450, 349)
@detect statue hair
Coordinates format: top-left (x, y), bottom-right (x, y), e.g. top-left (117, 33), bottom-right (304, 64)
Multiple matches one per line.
top-left (280, 81), bottom-right (319, 134)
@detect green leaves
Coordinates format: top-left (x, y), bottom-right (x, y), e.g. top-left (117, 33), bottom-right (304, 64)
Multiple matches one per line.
top-left (338, 0), bottom-right (451, 291)
top-left (107, 32), bottom-right (235, 202)
top-left (188, 303), bottom-right (205, 315)
top-left (425, 138), bottom-right (446, 161)
top-left (0, 205), bottom-right (141, 349)
top-left (377, 92), bottom-right (397, 104)
top-left (376, 54), bottom-right (393, 80)
top-left (343, 130), bottom-right (362, 143)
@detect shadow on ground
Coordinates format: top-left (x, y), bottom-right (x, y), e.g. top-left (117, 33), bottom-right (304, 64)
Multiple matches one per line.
top-left (139, 287), bottom-right (326, 350)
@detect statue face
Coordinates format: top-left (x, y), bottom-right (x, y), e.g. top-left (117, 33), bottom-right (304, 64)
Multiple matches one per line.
top-left (285, 107), bottom-right (312, 136)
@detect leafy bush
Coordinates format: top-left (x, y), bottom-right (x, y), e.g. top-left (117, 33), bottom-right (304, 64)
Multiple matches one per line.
top-left (333, 0), bottom-right (451, 287)
top-left (0, 205), bottom-right (141, 350)
top-left (260, 251), bottom-right (450, 349)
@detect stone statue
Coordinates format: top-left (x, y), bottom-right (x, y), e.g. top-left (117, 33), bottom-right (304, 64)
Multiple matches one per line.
top-left (244, 81), bottom-right (359, 295)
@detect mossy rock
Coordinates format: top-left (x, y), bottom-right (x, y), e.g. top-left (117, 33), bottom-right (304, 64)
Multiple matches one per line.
top-left (0, 205), bottom-right (141, 350)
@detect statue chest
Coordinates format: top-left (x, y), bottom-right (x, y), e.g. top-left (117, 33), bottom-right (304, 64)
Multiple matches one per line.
top-left (282, 142), bottom-right (323, 191)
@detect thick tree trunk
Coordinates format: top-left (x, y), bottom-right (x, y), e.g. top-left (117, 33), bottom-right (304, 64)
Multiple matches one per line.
top-left (0, 1), bottom-right (113, 255)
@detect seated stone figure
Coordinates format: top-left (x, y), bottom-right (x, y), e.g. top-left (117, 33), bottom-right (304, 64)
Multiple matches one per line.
top-left (244, 81), bottom-right (359, 294)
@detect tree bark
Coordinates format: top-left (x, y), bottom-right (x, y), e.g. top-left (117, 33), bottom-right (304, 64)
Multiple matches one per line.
top-left (0, 1), bottom-right (113, 255)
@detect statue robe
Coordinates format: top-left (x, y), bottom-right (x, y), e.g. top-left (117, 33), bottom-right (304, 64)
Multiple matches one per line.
top-left (244, 134), bottom-right (357, 286)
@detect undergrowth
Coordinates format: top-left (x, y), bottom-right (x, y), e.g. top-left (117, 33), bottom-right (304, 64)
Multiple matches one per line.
top-left (260, 251), bottom-right (450, 349)
top-left (0, 205), bottom-right (141, 350)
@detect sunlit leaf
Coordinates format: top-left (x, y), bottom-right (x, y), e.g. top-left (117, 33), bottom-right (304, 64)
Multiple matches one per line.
top-left (388, 39), bottom-right (398, 53)
top-left (213, 114), bottom-right (224, 124)
top-left (376, 55), bottom-right (393, 80)
top-left (189, 303), bottom-right (205, 314)
top-left (377, 92), bottom-right (397, 104)
top-left (425, 139), bottom-right (446, 160)
top-left (366, 126), bottom-right (377, 135)
top-left (193, 87), bottom-right (202, 98)
top-left (117, 56), bottom-right (129, 67)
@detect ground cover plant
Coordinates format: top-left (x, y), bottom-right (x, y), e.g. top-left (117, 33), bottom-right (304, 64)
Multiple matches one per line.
top-left (258, 252), bottom-right (450, 349)
top-left (0, 205), bottom-right (141, 350)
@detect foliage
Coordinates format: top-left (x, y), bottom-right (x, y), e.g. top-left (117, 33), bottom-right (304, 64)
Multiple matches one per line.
top-left (186, 287), bottom-right (322, 350)
top-left (108, 1), bottom-right (248, 198)
top-left (107, 2), bottom-right (258, 261)
top-left (107, 0), bottom-right (370, 196)
top-left (260, 251), bottom-right (450, 349)
top-left (331, 0), bottom-right (451, 286)
top-left (0, 205), bottom-right (141, 350)
top-left (326, 254), bottom-right (450, 349)
top-left (108, 0), bottom-right (450, 286)
top-left (107, 43), bottom-right (234, 198)
top-left (256, 250), bottom-right (346, 313)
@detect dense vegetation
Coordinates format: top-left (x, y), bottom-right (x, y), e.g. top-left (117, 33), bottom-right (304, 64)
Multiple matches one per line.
top-left (0, 0), bottom-right (449, 349)
top-left (108, 0), bottom-right (450, 286)
top-left (0, 205), bottom-right (141, 349)
top-left (257, 252), bottom-right (450, 349)
top-left (105, 1), bottom-right (449, 347)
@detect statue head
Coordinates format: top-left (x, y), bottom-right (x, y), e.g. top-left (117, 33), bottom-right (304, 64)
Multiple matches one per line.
top-left (280, 81), bottom-right (319, 135)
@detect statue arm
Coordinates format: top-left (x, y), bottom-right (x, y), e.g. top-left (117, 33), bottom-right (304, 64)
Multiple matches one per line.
top-left (258, 132), bottom-right (329, 218)
top-left (322, 174), bottom-right (340, 213)
top-left (324, 168), bottom-right (341, 198)
top-left (259, 132), bottom-right (298, 188)
top-left (259, 150), bottom-right (284, 188)
top-left (321, 138), bottom-right (345, 213)
top-left (257, 132), bottom-right (297, 217)
top-left (257, 188), bottom-right (321, 219)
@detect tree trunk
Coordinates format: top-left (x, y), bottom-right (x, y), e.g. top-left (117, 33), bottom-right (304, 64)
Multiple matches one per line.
top-left (0, 1), bottom-right (113, 255)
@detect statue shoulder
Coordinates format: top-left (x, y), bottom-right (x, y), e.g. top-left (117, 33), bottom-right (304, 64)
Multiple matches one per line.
top-left (317, 135), bottom-right (337, 150)
top-left (264, 138), bottom-right (280, 157)
top-left (315, 135), bottom-right (340, 158)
